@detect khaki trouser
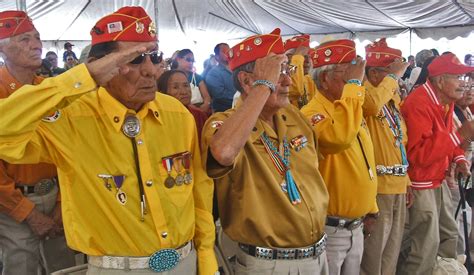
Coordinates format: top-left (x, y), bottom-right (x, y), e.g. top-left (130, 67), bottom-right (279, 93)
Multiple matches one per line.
top-left (402, 183), bottom-right (458, 275)
top-left (0, 185), bottom-right (75, 275)
top-left (450, 187), bottom-right (472, 256)
top-left (86, 248), bottom-right (197, 274)
top-left (325, 224), bottom-right (364, 275)
top-left (361, 194), bottom-right (406, 275)
top-left (234, 248), bottom-right (328, 275)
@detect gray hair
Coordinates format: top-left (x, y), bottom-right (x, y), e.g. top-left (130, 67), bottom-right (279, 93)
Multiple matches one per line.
top-left (232, 61), bottom-right (256, 93)
top-left (312, 64), bottom-right (336, 90)
top-left (415, 50), bottom-right (434, 67)
top-left (0, 37), bottom-right (10, 59)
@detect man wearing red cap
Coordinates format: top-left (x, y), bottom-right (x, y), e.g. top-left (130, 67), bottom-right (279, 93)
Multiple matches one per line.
top-left (359, 38), bottom-right (410, 275)
top-left (400, 53), bottom-right (474, 274)
top-left (0, 10), bottom-right (75, 274)
top-left (202, 28), bottom-right (329, 274)
top-left (301, 39), bottom-right (378, 275)
top-left (284, 34), bottom-right (317, 109)
top-left (0, 6), bottom-right (217, 275)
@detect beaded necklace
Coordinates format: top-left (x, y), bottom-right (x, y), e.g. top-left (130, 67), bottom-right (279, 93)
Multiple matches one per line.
top-left (381, 102), bottom-right (408, 166)
top-left (260, 132), bottom-right (301, 205)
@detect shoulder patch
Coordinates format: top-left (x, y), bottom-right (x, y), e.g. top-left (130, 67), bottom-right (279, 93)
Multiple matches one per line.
top-left (310, 114), bottom-right (325, 126)
top-left (42, 110), bottom-right (61, 123)
top-left (211, 120), bottom-right (224, 129)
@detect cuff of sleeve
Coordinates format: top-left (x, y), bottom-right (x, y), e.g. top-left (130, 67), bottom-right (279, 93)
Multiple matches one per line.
top-left (454, 155), bottom-right (467, 164)
top-left (341, 84), bottom-right (365, 100)
top-left (290, 55), bottom-right (304, 66)
top-left (197, 248), bottom-right (218, 275)
top-left (450, 132), bottom-right (463, 147)
top-left (9, 197), bottom-right (35, 223)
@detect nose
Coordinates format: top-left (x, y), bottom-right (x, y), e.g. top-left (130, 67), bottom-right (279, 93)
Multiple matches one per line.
top-left (140, 56), bottom-right (157, 77)
top-left (279, 73), bottom-right (292, 87)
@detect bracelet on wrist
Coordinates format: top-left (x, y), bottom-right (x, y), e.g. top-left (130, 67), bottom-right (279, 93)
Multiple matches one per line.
top-left (387, 73), bottom-right (399, 81)
top-left (252, 80), bottom-right (275, 93)
top-left (366, 213), bottom-right (379, 219)
top-left (347, 79), bottom-right (362, 86)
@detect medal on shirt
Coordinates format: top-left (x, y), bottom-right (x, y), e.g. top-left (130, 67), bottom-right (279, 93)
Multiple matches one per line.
top-left (162, 158), bottom-right (175, 188)
top-left (173, 156), bottom-right (185, 186)
top-left (98, 174), bottom-right (113, 191)
top-left (183, 152), bottom-right (193, 184)
top-left (289, 135), bottom-right (308, 152)
top-left (112, 175), bottom-right (127, 205)
top-left (122, 115), bottom-right (141, 138)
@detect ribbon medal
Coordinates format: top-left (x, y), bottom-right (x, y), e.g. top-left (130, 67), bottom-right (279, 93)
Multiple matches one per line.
top-left (162, 158), bottom-right (175, 188)
top-left (290, 135), bottom-right (308, 152)
top-left (112, 175), bottom-right (127, 205)
top-left (98, 174), bottom-right (113, 191)
top-left (173, 156), bottom-right (185, 186)
top-left (183, 152), bottom-right (193, 184)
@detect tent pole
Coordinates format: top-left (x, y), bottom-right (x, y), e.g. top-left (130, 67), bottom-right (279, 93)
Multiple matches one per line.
top-left (16, 0), bottom-right (26, 11)
top-left (154, 2), bottom-right (159, 38)
top-left (409, 28), bottom-right (412, 56)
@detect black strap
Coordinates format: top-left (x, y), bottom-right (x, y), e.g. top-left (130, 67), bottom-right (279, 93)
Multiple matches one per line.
top-left (131, 138), bottom-right (147, 221)
top-left (454, 106), bottom-right (467, 123)
top-left (357, 133), bottom-right (374, 180)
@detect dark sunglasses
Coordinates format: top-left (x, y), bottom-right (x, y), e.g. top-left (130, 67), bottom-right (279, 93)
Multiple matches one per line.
top-left (184, 57), bottom-right (195, 63)
top-left (130, 50), bottom-right (163, 65)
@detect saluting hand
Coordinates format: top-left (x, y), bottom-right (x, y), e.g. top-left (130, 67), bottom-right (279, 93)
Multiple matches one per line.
top-left (344, 56), bottom-right (366, 82)
top-left (387, 59), bottom-right (410, 78)
top-left (85, 42), bottom-right (157, 87)
top-left (253, 53), bottom-right (288, 89)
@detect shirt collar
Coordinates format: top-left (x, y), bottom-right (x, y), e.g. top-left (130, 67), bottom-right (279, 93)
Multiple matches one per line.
top-left (0, 66), bottom-right (42, 96)
top-left (423, 80), bottom-right (442, 106)
top-left (98, 87), bottom-right (163, 133)
top-left (247, 105), bottom-right (298, 143)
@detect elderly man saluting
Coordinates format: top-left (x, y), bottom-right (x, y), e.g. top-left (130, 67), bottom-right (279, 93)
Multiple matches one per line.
top-left (0, 6), bottom-right (217, 275)
top-left (202, 28), bottom-right (329, 275)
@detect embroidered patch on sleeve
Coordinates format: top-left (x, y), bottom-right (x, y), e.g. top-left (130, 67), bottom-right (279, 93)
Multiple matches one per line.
top-left (310, 114), bottom-right (325, 126)
top-left (41, 110), bottom-right (61, 123)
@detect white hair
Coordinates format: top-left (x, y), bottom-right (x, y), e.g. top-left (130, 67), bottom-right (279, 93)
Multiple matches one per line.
top-left (313, 64), bottom-right (336, 90)
top-left (0, 37), bottom-right (10, 59)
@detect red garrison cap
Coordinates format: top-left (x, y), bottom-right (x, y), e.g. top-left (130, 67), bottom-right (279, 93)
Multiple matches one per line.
top-left (284, 34), bottom-right (310, 52)
top-left (365, 38), bottom-right (402, 67)
top-left (90, 6), bottom-right (157, 46)
top-left (428, 53), bottom-right (474, 77)
top-left (228, 28), bottom-right (285, 71)
top-left (0, 10), bottom-right (36, 39)
top-left (312, 39), bottom-right (356, 68)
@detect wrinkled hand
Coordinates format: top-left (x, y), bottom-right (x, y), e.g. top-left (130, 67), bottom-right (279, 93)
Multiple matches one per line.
top-left (406, 186), bottom-right (414, 208)
top-left (458, 120), bottom-right (474, 140)
top-left (363, 215), bottom-right (378, 239)
top-left (26, 209), bottom-right (55, 238)
top-left (344, 56), bottom-right (366, 82)
top-left (387, 59), bottom-right (410, 78)
top-left (85, 42), bottom-right (157, 87)
top-left (455, 161), bottom-right (471, 179)
top-left (253, 53), bottom-right (288, 89)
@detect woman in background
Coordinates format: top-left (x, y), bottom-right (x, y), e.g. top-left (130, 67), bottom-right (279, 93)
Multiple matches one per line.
top-left (172, 49), bottom-right (212, 114)
top-left (157, 70), bottom-right (209, 141)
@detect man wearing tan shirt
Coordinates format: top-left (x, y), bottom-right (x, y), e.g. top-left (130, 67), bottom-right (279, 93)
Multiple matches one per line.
top-left (0, 10), bottom-right (72, 274)
top-left (359, 38), bottom-right (410, 275)
top-left (202, 28), bottom-right (329, 274)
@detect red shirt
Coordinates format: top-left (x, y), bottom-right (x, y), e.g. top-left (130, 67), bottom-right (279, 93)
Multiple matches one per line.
top-left (187, 105), bottom-right (209, 143)
top-left (401, 80), bottom-right (466, 190)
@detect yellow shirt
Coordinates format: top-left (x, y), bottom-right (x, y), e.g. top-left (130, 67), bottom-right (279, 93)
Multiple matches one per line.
top-left (363, 77), bottom-right (410, 194)
top-left (301, 84), bottom-right (378, 218)
top-left (202, 104), bottom-right (329, 248)
top-left (0, 64), bottom-right (217, 274)
top-left (289, 55), bottom-right (317, 109)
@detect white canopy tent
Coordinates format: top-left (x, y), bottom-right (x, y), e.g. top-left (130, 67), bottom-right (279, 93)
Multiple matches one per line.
top-left (1, 0), bottom-right (473, 69)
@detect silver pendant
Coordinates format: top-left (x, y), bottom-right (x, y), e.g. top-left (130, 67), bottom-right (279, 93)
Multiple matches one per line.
top-left (122, 116), bottom-right (141, 138)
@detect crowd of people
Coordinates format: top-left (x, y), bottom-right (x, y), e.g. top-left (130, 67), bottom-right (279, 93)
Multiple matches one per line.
top-left (0, 6), bottom-right (473, 275)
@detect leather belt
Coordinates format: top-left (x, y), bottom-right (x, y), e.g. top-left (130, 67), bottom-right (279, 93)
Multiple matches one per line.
top-left (88, 241), bottom-right (193, 270)
top-left (15, 178), bottom-right (57, 196)
top-left (326, 216), bottom-right (363, 230)
top-left (238, 233), bottom-right (327, 260)
top-left (376, 164), bottom-right (408, 176)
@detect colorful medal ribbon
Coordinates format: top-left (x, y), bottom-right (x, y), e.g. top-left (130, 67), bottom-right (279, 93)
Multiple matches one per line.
top-left (182, 152), bottom-right (193, 184)
top-left (161, 158), bottom-right (175, 188)
top-left (382, 102), bottom-right (408, 166)
top-left (260, 132), bottom-right (301, 205)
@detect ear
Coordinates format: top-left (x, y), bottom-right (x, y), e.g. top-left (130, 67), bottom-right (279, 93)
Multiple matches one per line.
top-left (319, 71), bottom-right (329, 90)
top-left (238, 71), bottom-right (252, 92)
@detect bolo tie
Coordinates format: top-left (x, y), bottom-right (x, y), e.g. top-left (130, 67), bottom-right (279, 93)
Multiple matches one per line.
top-left (122, 115), bottom-right (148, 221)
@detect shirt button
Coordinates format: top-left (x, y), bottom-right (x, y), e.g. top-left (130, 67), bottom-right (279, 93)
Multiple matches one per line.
top-left (161, 232), bottom-right (168, 238)
top-left (146, 180), bottom-right (153, 186)
top-left (74, 82), bottom-right (82, 88)
top-left (113, 116), bottom-right (120, 123)
top-left (137, 139), bottom-right (144, 145)
top-left (154, 111), bottom-right (159, 117)
top-left (357, 92), bottom-right (362, 96)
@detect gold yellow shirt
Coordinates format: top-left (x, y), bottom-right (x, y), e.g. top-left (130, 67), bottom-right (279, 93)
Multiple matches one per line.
top-left (301, 84), bottom-right (378, 218)
top-left (202, 104), bottom-right (329, 248)
top-left (289, 55), bottom-right (317, 108)
top-left (0, 64), bottom-right (217, 274)
top-left (363, 77), bottom-right (410, 194)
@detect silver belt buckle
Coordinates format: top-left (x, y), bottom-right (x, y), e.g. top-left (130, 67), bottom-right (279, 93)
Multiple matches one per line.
top-left (34, 179), bottom-right (55, 196)
top-left (393, 165), bottom-right (407, 176)
top-left (346, 218), bottom-right (362, 230)
top-left (376, 165), bottom-right (387, 176)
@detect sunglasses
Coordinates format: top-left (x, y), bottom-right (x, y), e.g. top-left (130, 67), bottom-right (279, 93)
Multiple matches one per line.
top-left (184, 57), bottom-right (195, 63)
top-left (280, 63), bottom-right (297, 76)
top-left (130, 50), bottom-right (163, 65)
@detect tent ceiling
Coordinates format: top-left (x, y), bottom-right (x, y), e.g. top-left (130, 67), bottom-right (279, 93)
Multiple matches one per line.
top-left (1, 0), bottom-right (473, 43)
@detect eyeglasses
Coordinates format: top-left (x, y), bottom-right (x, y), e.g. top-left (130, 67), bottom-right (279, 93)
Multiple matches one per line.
top-left (281, 63), bottom-right (297, 76)
top-left (66, 58), bottom-right (74, 61)
top-left (130, 50), bottom-right (163, 65)
top-left (184, 57), bottom-right (195, 63)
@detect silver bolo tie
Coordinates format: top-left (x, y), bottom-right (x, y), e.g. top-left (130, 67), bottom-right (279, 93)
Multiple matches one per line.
top-left (122, 115), bottom-right (148, 221)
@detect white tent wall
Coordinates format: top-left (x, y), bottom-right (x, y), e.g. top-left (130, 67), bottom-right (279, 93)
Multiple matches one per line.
top-left (1, 0), bottom-right (472, 70)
